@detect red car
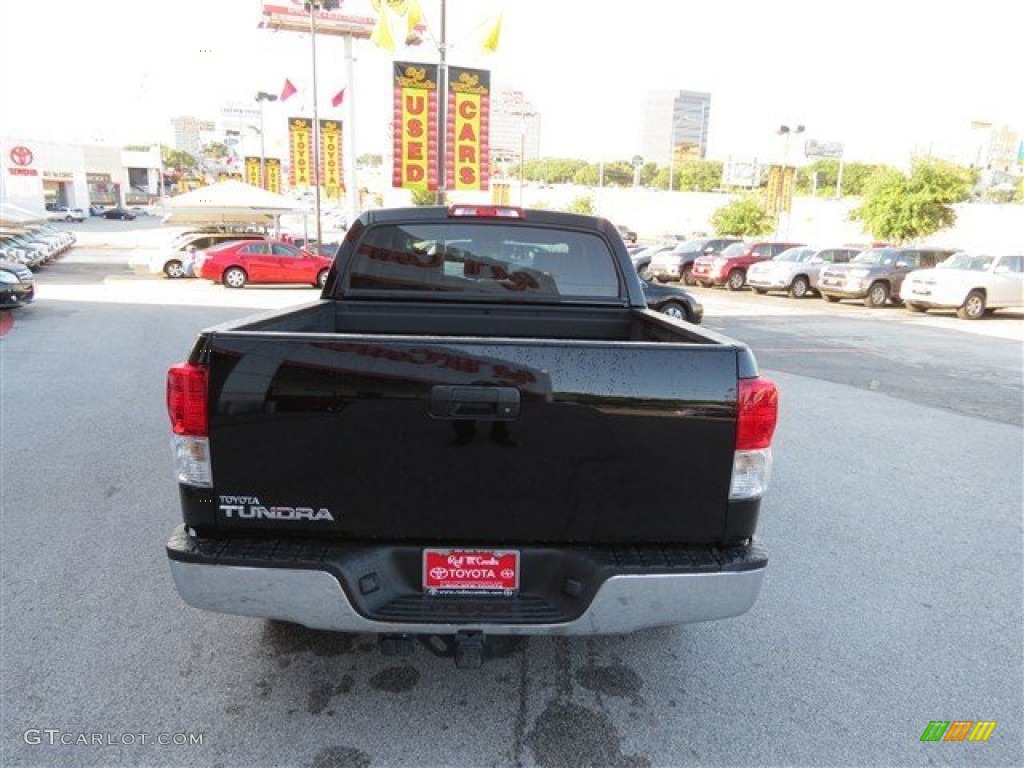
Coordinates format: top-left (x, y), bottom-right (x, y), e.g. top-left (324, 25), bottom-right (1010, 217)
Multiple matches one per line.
top-left (194, 239), bottom-right (334, 289)
top-left (691, 241), bottom-right (804, 290)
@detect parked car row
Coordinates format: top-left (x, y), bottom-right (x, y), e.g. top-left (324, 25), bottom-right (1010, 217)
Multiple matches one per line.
top-left (635, 240), bottom-right (1023, 320)
top-left (0, 224), bottom-right (76, 269)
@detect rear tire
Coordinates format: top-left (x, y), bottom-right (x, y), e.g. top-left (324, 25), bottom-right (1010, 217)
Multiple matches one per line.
top-left (726, 270), bottom-right (746, 291)
top-left (864, 282), bottom-right (889, 308)
top-left (223, 267), bottom-right (248, 289)
top-left (788, 275), bottom-right (810, 298)
top-left (681, 265), bottom-right (696, 286)
top-left (164, 260), bottom-right (185, 279)
top-left (956, 290), bottom-right (986, 320)
top-left (316, 269), bottom-right (328, 289)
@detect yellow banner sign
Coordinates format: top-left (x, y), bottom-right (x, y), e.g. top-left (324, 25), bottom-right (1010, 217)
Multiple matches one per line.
top-left (319, 119), bottom-right (344, 195)
top-left (447, 66), bottom-right (490, 191)
top-left (265, 158), bottom-right (282, 195)
top-left (393, 61), bottom-right (438, 191)
top-left (289, 117), bottom-right (313, 188)
top-left (245, 156), bottom-right (262, 188)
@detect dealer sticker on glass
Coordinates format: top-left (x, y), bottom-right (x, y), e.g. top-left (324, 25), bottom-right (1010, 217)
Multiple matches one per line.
top-left (422, 549), bottom-right (520, 596)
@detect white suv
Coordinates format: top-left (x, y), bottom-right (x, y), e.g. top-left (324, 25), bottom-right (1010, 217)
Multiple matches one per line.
top-left (900, 252), bottom-right (1024, 319)
top-left (46, 206), bottom-right (86, 223)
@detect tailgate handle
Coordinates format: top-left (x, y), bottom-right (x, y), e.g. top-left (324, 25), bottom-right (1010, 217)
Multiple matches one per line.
top-left (429, 385), bottom-right (520, 421)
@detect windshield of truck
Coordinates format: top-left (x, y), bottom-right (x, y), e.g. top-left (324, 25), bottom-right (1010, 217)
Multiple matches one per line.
top-left (937, 253), bottom-right (993, 271)
top-left (851, 249), bottom-right (896, 266)
top-left (346, 223), bottom-right (621, 300)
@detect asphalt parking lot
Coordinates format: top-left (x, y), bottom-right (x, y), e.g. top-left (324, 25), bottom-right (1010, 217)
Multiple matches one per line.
top-left (2, 244), bottom-right (1022, 767)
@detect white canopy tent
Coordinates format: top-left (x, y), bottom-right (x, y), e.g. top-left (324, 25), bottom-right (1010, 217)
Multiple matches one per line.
top-left (163, 180), bottom-right (311, 227)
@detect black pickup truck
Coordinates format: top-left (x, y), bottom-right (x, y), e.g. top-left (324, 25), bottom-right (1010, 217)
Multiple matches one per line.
top-left (165, 205), bottom-right (778, 667)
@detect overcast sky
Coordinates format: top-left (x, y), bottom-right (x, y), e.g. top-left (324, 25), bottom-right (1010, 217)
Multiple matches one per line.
top-left (1, 0), bottom-right (1020, 167)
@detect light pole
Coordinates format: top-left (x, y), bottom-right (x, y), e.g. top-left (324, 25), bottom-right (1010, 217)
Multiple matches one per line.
top-left (511, 108), bottom-right (536, 206)
top-left (668, 116), bottom-right (677, 192)
top-left (304, 1), bottom-right (339, 248)
top-left (254, 91), bottom-right (277, 189)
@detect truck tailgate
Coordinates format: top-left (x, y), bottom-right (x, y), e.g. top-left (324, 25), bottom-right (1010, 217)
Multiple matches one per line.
top-left (191, 333), bottom-right (740, 544)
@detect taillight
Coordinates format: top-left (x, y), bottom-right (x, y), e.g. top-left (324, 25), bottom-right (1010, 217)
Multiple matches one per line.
top-left (730, 377), bottom-right (778, 501)
top-left (167, 362), bottom-right (212, 488)
top-left (167, 363), bottom-right (208, 436)
top-left (448, 205), bottom-right (524, 219)
top-left (736, 377), bottom-right (778, 450)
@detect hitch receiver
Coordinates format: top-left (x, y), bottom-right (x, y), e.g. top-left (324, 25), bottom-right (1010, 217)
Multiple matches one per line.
top-left (454, 631), bottom-right (485, 670)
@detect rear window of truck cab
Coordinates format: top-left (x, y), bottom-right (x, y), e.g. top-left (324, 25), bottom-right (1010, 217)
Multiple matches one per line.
top-left (345, 222), bottom-right (621, 299)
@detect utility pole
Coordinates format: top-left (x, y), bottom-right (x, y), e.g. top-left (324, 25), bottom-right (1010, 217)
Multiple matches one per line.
top-left (436, 0), bottom-right (448, 205)
top-left (307, 1), bottom-right (326, 247)
top-left (255, 91), bottom-right (278, 189)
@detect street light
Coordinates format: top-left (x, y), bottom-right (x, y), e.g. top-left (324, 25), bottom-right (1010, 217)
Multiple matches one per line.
top-left (254, 91), bottom-right (278, 189)
top-left (304, 1), bottom-right (340, 248)
top-left (509, 108), bottom-right (536, 206)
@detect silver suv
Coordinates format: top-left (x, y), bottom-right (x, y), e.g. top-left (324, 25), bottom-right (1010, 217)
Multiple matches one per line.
top-left (818, 247), bottom-right (959, 307)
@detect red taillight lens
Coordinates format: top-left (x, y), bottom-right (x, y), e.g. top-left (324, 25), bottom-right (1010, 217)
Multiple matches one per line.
top-left (167, 363), bottom-right (208, 436)
top-left (736, 377), bottom-right (778, 450)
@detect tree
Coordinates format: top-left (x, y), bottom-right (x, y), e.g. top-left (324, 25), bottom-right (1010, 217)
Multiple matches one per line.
top-left (410, 188), bottom-right (435, 206)
top-left (161, 146), bottom-right (199, 173)
top-left (654, 159), bottom-right (723, 192)
top-left (202, 142), bottom-right (230, 159)
top-left (563, 195), bottom-right (596, 215)
top-left (850, 158), bottom-right (974, 243)
top-left (709, 194), bottom-right (775, 237)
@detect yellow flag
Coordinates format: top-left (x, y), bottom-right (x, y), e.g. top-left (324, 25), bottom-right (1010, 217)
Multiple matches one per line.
top-left (370, 11), bottom-right (396, 51)
top-left (386, 0), bottom-right (409, 14)
top-left (405, 0), bottom-right (423, 41)
top-left (481, 13), bottom-right (502, 54)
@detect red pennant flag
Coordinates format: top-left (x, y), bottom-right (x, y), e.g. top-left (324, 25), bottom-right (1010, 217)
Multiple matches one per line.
top-left (331, 88), bottom-right (346, 108)
top-left (280, 78), bottom-right (298, 102)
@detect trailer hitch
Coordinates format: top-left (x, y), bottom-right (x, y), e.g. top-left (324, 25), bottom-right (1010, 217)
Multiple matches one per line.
top-left (415, 631), bottom-right (486, 669)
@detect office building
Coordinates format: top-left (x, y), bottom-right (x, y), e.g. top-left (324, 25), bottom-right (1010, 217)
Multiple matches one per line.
top-left (489, 86), bottom-right (541, 169)
top-left (642, 90), bottom-right (712, 166)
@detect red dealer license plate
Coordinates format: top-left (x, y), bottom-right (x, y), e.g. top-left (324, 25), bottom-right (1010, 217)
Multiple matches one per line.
top-left (423, 549), bottom-right (520, 596)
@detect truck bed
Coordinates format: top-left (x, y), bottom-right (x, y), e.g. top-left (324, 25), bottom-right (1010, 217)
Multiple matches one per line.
top-left (182, 301), bottom-right (757, 546)
top-left (207, 298), bottom-right (720, 343)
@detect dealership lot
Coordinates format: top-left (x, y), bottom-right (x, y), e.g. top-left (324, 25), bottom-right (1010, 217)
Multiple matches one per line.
top-left (2, 256), bottom-right (1022, 767)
